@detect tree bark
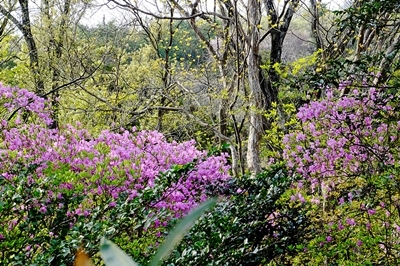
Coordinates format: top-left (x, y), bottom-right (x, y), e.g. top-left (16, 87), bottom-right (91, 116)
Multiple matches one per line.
top-left (246, 0), bottom-right (263, 176)
top-left (0, 1), bottom-right (45, 95)
top-left (44, 0), bottom-right (72, 129)
top-left (19, 0), bottom-right (45, 95)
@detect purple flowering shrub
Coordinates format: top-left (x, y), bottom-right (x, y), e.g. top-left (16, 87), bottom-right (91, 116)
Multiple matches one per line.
top-left (0, 84), bottom-right (230, 265)
top-left (283, 83), bottom-right (400, 264)
top-left (0, 85), bottom-right (53, 126)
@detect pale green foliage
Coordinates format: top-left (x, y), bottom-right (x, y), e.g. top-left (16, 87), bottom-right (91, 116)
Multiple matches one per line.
top-left (261, 102), bottom-right (299, 164)
top-left (0, 35), bottom-right (30, 87)
top-left (290, 49), bottom-right (322, 75)
top-left (59, 43), bottom-right (165, 133)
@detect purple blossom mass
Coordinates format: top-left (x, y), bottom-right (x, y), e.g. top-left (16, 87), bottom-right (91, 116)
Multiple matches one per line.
top-left (0, 83), bottom-right (231, 235)
top-left (283, 82), bottom-right (400, 263)
top-left (284, 86), bottom-right (399, 187)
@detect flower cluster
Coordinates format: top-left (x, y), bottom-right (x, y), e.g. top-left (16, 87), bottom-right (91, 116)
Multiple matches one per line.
top-left (284, 87), bottom-right (398, 182)
top-left (0, 83), bottom-right (52, 125)
top-left (1, 125), bottom-right (230, 213)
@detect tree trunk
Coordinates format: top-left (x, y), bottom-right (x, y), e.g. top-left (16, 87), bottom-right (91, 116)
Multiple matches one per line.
top-left (19, 0), bottom-right (45, 95)
top-left (246, 0), bottom-right (263, 176)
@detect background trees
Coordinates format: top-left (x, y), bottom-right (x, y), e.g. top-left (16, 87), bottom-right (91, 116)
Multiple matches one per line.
top-left (1, 0), bottom-right (398, 174)
top-left (106, 0), bottom-right (310, 175)
top-left (0, 0), bottom-right (336, 174)
top-left (307, 0), bottom-right (400, 90)
top-left (0, 0), bottom-right (398, 173)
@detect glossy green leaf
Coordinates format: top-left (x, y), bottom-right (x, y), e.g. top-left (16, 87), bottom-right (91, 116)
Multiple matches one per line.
top-left (149, 198), bottom-right (217, 266)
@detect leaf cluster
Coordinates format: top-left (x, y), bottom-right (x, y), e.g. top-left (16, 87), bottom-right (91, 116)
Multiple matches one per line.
top-left (164, 164), bottom-right (311, 265)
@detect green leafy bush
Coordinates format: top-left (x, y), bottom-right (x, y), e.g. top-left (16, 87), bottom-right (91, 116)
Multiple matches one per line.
top-left (0, 163), bottom-right (159, 265)
top-left (164, 164), bottom-right (311, 265)
top-left (99, 199), bottom-right (217, 266)
top-left (0, 157), bottom-right (227, 265)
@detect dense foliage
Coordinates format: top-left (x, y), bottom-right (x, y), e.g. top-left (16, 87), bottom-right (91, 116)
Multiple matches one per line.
top-left (165, 164), bottom-right (311, 265)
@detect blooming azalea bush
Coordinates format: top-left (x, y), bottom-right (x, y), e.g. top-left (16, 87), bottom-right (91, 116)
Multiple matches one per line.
top-left (0, 84), bottom-right (230, 265)
top-left (283, 81), bottom-right (400, 264)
